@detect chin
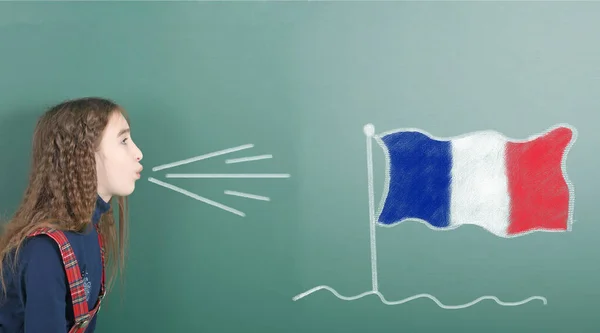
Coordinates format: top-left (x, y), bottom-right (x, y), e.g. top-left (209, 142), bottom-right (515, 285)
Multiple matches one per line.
top-left (115, 187), bottom-right (135, 197)
top-left (109, 180), bottom-right (137, 197)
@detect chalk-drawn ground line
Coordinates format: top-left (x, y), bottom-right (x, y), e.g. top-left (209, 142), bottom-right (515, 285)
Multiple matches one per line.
top-left (292, 285), bottom-right (547, 309)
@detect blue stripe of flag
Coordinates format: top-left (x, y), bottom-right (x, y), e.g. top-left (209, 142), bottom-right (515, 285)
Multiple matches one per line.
top-left (378, 131), bottom-right (452, 228)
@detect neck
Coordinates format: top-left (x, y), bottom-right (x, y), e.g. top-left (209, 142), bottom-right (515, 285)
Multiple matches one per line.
top-left (93, 194), bottom-right (112, 225)
top-left (98, 192), bottom-right (112, 203)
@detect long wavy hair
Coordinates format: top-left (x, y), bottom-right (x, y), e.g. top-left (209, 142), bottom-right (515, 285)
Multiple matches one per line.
top-left (0, 97), bottom-right (129, 297)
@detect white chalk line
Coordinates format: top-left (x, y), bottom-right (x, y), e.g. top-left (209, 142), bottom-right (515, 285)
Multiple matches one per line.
top-left (292, 286), bottom-right (547, 309)
top-left (376, 218), bottom-right (574, 237)
top-left (365, 124), bottom-right (378, 291)
top-left (152, 144), bottom-right (254, 171)
top-left (148, 177), bottom-right (245, 217)
top-left (165, 173), bottom-right (291, 179)
top-left (225, 190), bottom-right (270, 201)
top-left (226, 154), bottom-right (273, 164)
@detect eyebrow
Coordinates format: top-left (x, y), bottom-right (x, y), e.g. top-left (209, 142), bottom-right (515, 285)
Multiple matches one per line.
top-left (117, 128), bottom-right (131, 137)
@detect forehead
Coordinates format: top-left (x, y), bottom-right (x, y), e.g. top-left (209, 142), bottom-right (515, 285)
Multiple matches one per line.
top-left (104, 111), bottom-right (130, 134)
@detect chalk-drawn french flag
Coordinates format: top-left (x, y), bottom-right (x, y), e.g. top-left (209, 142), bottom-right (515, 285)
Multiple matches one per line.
top-left (374, 125), bottom-right (576, 237)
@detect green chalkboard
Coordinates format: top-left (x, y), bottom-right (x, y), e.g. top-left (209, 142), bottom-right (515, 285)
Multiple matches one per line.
top-left (1, 2), bottom-right (600, 332)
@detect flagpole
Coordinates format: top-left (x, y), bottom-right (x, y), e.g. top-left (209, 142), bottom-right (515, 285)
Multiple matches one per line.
top-left (364, 123), bottom-right (378, 293)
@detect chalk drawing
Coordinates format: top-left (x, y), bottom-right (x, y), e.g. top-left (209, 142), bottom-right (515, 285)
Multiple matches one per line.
top-left (226, 154), bottom-right (273, 164)
top-left (372, 123), bottom-right (576, 238)
top-left (293, 123), bottom-right (577, 308)
top-left (165, 173), bottom-right (290, 179)
top-left (149, 177), bottom-right (245, 217)
top-left (225, 190), bottom-right (270, 201)
top-left (292, 287), bottom-right (548, 309)
top-left (149, 144), bottom-right (289, 217)
top-left (152, 144), bottom-right (253, 171)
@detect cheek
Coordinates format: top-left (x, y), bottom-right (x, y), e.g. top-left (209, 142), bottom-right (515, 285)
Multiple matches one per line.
top-left (98, 146), bottom-right (137, 184)
top-left (111, 159), bottom-right (130, 179)
top-left (101, 156), bottom-right (128, 182)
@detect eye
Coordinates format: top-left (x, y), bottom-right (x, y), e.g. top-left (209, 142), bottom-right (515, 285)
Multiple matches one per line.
top-left (121, 137), bottom-right (129, 144)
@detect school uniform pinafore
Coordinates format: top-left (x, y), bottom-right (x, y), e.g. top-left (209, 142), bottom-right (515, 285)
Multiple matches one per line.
top-left (26, 225), bottom-right (106, 333)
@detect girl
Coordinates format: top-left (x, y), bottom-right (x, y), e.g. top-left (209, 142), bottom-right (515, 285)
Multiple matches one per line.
top-left (0, 97), bottom-right (144, 332)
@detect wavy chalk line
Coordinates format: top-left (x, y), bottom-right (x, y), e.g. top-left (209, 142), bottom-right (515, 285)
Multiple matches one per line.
top-left (292, 285), bottom-right (547, 309)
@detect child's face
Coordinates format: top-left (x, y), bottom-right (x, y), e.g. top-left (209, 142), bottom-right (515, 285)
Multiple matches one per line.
top-left (95, 111), bottom-right (143, 202)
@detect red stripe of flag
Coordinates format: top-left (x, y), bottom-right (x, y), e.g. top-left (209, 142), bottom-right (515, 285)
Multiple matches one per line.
top-left (506, 126), bottom-right (574, 235)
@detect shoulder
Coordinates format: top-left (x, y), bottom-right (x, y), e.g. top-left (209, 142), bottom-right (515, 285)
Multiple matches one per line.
top-left (19, 233), bottom-right (64, 272)
top-left (16, 233), bottom-right (69, 292)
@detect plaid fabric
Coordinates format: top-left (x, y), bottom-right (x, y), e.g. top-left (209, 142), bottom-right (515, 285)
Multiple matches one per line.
top-left (28, 225), bottom-right (106, 332)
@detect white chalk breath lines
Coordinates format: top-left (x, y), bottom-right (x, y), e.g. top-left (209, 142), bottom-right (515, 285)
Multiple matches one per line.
top-left (148, 144), bottom-right (290, 217)
top-left (292, 124), bottom-right (549, 309)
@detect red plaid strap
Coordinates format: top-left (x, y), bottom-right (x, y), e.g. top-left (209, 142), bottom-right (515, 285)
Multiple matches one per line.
top-left (95, 224), bottom-right (106, 304)
top-left (27, 225), bottom-right (106, 331)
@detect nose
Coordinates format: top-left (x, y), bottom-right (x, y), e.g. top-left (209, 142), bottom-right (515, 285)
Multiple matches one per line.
top-left (135, 146), bottom-right (143, 162)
